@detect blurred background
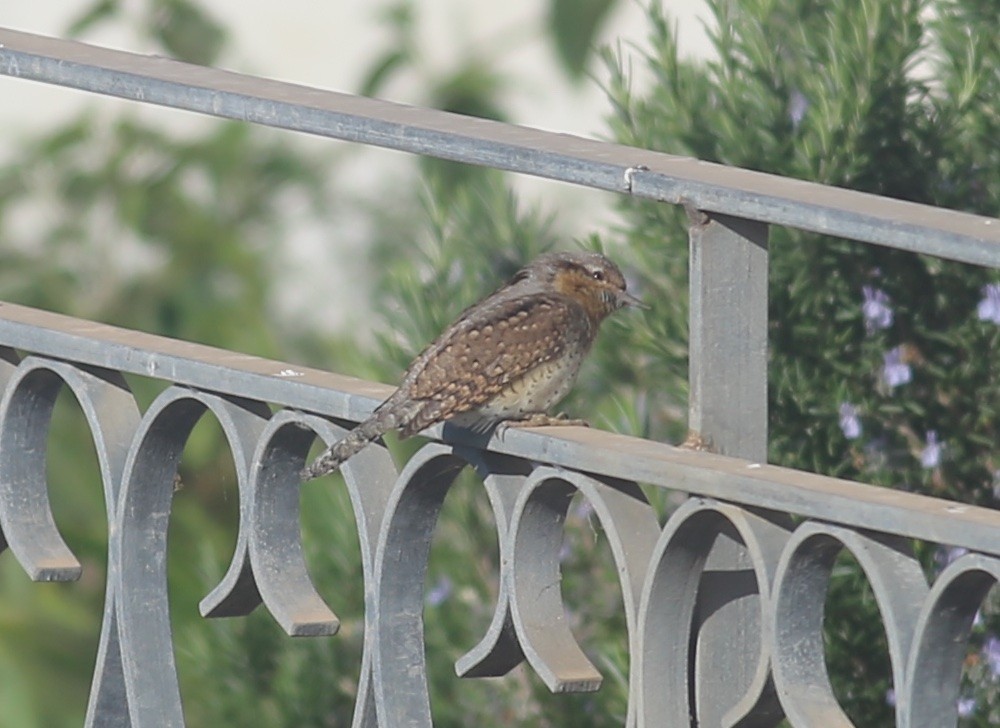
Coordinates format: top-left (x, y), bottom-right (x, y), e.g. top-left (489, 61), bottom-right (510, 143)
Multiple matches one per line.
top-left (1, 0), bottom-right (999, 725)
top-left (1, 0), bottom-right (710, 337)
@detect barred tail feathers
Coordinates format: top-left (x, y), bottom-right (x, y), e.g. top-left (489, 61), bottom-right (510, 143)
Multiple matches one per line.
top-left (300, 398), bottom-right (420, 481)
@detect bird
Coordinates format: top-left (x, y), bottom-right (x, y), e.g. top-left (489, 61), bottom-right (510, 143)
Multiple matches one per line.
top-left (301, 250), bottom-right (644, 481)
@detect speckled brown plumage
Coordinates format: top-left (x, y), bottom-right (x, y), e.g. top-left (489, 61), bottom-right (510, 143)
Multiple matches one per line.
top-left (301, 251), bottom-right (643, 480)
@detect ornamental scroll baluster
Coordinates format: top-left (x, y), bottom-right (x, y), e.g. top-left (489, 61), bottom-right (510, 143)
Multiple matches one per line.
top-left (0, 355), bottom-right (140, 727)
top-left (3, 323), bottom-right (1000, 726)
top-left (4, 24), bottom-right (1000, 727)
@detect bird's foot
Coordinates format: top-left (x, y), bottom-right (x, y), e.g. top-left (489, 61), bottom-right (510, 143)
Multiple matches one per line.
top-left (499, 412), bottom-right (591, 434)
top-left (679, 430), bottom-right (715, 452)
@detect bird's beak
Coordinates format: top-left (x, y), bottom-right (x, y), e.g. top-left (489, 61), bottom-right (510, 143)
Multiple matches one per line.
top-left (618, 290), bottom-right (648, 310)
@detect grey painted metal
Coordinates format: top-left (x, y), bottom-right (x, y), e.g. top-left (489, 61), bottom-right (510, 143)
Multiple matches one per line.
top-left (904, 554), bottom-right (1000, 728)
top-left (0, 347), bottom-right (17, 556)
top-left (115, 388), bottom-right (271, 726)
top-left (636, 500), bottom-right (790, 727)
top-left (0, 354), bottom-right (140, 727)
top-left (4, 307), bottom-right (1000, 726)
top-left (770, 523), bottom-right (929, 728)
top-left (506, 467), bottom-right (658, 717)
top-left (2, 28), bottom-right (1000, 267)
top-left (4, 24), bottom-right (1000, 728)
top-left (688, 211), bottom-right (770, 460)
top-left (371, 444), bottom-right (469, 726)
top-left (4, 302), bottom-right (1000, 554)
top-left (687, 210), bottom-right (770, 725)
top-left (453, 453), bottom-right (534, 680)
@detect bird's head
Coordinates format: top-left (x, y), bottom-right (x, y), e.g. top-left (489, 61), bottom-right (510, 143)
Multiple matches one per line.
top-left (518, 251), bottom-right (645, 322)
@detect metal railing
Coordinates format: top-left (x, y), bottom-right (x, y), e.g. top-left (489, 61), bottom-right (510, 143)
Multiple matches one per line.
top-left (2, 27), bottom-right (1000, 728)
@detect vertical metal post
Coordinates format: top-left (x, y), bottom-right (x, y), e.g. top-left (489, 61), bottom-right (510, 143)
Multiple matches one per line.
top-left (688, 210), bottom-right (769, 460)
top-left (687, 210), bottom-right (775, 725)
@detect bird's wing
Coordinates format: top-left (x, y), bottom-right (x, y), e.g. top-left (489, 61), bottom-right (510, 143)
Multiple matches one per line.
top-left (397, 293), bottom-right (590, 436)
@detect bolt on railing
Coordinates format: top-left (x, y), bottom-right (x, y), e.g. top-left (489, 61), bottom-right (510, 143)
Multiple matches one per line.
top-left (2, 27), bottom-right (1000, 728)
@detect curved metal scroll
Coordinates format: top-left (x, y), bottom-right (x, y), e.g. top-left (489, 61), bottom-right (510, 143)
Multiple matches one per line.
top-left (370, 443), bottom-right (472, 726)
top-left (0, 355), bottom-right (141, 727)
top-left (507, 466), bottom-right (659, 707)
top-left (635, 498), bottom-right (790, 728)
top-left (6, 350), bottom-right (1000, 727)
top-left (903, 553), bottom-right (1000, 728)
top-left (113, 386), bottom-right (269, 728)
top-left (244, 409), bottom-right (399, 728)
top-left (459, 462), bottom-right (661, 698)
top-left (453, 451), bottom-right (535, 680)
top-left (0, 356), bottom-right (139, 581)
top-left (369, 445), bottom-right (661, 728)
top-left (769, 522), bottom-right (928, 727)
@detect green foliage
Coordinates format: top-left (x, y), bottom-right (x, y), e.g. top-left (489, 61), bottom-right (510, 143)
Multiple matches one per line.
top-left (368, 173), bottom-right (559, 378)
top-left (548, 0), bottom-right (621, 80)
top-left (0, 2), bottom-right (338, 725)
top-left (358, 2), bottom-right (515, 198)
top-left (5, 0), bottom-right (1000, 725)
top-left (0, 116), bottom-right (328, 353)
top-left (603, 0), bottom-right (1000, 722)
top-left (67, 0), bottom-right (226, 65)
top-left (2, 0), bottom-right (634, 724)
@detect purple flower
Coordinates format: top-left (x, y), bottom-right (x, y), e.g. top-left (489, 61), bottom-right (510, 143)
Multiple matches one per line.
top-left (838, 402), bottom-right (862, 439)
top-left (559, 541), bottom-right (572, 563)
top-left (788, 89), bottom-right (809, 129)
top-left (934, 545), bottom-right (969, 572)
top-left (920, 430), bottom-right (942, 468)
top-left (571, 498), bottom-right (595, 521)
top-left (977, 283), bottom-right (1000, 324)
top-left (425, 575), bottom-right (452, 607)
top-left (862, 286), bottom-right (893, 332)
top-left (983, 635), bottom-right (1000, 677)
top-left (882, 347), bottom-right (912, 389)
top-left (957, 696), bottom-right (977, 717)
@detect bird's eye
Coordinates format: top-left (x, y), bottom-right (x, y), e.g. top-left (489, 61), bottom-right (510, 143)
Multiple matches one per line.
top-left (591, 269), bottom-right (605, 281)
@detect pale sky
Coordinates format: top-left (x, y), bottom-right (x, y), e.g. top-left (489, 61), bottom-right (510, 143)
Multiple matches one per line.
top-left (0, 1), bottom-right (712, 332)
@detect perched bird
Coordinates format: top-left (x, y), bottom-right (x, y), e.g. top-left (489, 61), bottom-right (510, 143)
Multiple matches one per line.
top-left (301, 251), bottom-right (643, 480)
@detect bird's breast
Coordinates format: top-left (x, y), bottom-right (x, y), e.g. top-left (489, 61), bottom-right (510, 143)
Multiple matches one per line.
top-left (476, 349), bottom-right (586, 419)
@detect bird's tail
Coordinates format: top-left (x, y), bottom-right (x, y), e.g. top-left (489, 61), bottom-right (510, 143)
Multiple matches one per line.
top-left (300, 399), bottom-right (417, 481)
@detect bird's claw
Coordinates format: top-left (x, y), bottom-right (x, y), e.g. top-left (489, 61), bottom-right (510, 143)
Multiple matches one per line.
top-left (500, 413), bottom-right (591, 434)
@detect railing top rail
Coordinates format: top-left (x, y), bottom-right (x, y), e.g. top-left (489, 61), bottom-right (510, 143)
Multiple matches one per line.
top-left (2, 27), bottom-right (1000, 267)
top-left (2, 300), bottom-right (998, 555)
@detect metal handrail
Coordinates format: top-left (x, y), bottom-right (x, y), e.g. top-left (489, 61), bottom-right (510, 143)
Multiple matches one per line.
top-left (2, 26), bottom-right (997, 728)
top-left (2, 27), bottom-right (999, 265)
